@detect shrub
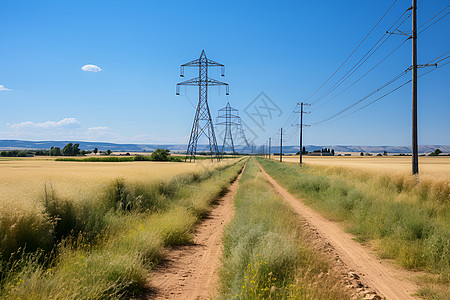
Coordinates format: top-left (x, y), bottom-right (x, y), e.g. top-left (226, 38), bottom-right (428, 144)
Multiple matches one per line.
top-left (150, 149), bottom-right (171, 161)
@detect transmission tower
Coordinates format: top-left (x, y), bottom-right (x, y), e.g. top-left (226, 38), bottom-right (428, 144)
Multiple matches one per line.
top-left (176, 50), bottom-right (229, 162)
top-left (217, 102), bottom-right (242, 156)
top-left (238, 125), bottom-right (250, 149)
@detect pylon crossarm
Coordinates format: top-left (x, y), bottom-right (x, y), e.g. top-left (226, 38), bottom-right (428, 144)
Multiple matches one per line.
top-left (181, 59), bottom-right (223, 68)
top-left (177, 77), bottom-right (201, 86)
top-left (206, 78), bottom-right (228, 86)
top-left (218, 108), bottom-right (238, 113)
top-left (181, 59), bottom-right (201, 67)
top-left (177, 78), bottom-right (228, 87)
top-left (216, 121), bottom-right (241, 125)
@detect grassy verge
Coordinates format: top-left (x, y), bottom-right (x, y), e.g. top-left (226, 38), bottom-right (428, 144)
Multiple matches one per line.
top-left (0, 159), bottom-right (246, 299)
top-left (219, 158), bottom-right (349, 299)
top-left (257, 157), bottom-right (449, 299)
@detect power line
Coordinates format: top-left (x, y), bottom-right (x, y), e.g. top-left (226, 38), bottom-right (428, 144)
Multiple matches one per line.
top-left (312, 55), bottom-right (450, 126)
top-left (311, 8), bottom-right (411, 107)
top-left (424, 51), bottom-right (450, 64)
top-left (311, 69), bottom-right (410, 125)
top-left (285, 127), bottom-right (299, 143)
top-left (306, 0), bottom-right (399, 102)
top-left (418, 4), bottom-right (450, 34)
top-left (312, 37), bottom-right (409, 112)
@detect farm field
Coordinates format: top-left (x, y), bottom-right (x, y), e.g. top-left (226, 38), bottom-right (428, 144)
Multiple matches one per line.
top-left (0, 158), bottom-right (245, 298)
top-left (278, 155), bottom-right (450, 180)
top-left (0, 158), bottom-right (227, 207)
top-left (1, 154), bottom-right (448, 299)
top-left (258, 157), bottom-right (449, 299)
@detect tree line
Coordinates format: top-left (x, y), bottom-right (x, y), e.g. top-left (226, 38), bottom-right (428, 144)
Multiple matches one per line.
top-left (0, 143), bottom-right (113, 157)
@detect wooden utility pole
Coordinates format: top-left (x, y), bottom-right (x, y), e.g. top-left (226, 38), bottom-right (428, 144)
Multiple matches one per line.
top-left (269, 137), bottom-right (271, 160)
top-left (295, 102), bottom-right (310, 165)
top-left (300, 103), bottom-right (303, 165)
top-left (412, 0), bottom-right (418, 175)
top-left (280, 128), bottom-right (283, 162)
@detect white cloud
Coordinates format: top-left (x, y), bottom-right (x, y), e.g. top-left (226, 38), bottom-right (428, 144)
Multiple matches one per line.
top-left (2, 118), bottom-right (120, 142)
top-left (9, 118), bottom-right (81, 129)
top-left (88, 126), bottom-right (109, 131)
top-left (0, 84), bottom-right (12, 91)
top-left (1, 118), bottom-right (186, 144)
top-left (81, 64), bottom-right (102, 72)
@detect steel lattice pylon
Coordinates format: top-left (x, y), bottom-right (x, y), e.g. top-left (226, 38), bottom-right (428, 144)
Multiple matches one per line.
top-left (217, 102), bottom-right (241, 156)
top-left (176, 50), bottom-right (229, 162)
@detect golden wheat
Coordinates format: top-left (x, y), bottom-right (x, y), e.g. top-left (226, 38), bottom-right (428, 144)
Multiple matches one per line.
top-left (279, 155), bottom-right (450, 181)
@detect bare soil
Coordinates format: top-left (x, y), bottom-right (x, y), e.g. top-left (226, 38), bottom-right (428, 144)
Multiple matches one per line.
top-left (144, 166), bottom-right (245, 300)
top-left (257, 161), bottom-right (419, 300)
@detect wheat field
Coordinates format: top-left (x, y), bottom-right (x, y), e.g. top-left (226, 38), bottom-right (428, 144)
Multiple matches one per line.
top-left (0, 158), bottom-right (230, 210)
top-left (277, 155), bottom-right (450, 181)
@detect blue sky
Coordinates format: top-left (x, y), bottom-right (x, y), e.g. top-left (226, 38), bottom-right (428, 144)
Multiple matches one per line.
top-left (1, 0), bottom-right (449, 147)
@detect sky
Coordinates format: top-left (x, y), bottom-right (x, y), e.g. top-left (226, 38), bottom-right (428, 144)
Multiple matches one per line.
top-left (1, 0), bottom-right (449, 147)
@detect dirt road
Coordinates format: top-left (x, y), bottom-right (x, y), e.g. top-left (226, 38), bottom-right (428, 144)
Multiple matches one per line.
top-left (258, 162), bottom-right (418, 300)
top-left (146, 166), bottom-right (244, 300)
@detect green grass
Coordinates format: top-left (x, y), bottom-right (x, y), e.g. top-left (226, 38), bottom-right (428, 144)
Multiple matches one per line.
top-left (219, 158), bottom-right (349, 299)
top-left (257, 157), bottom-right (450, 299)
top-left (0, 159), bottom-right (246, 299)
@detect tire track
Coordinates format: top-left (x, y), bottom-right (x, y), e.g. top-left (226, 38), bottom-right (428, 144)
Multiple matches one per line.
top-left (257, 161), bottom-right (418, 300)
top-left (144, 164), bottom-right (245, 300)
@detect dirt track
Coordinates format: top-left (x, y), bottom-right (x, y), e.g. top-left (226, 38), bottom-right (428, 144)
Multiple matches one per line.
top-left (145, 166), bottom-right (244, 300)
top-left (257, 162), bottom-right (418, 300)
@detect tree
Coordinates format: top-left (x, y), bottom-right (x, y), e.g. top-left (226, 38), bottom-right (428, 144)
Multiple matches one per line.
top-left (429, 148), bottom-right (442, 156)
top-left (73, 143), bottom-right (81, 156)
top-left (331, 149), bottom-right (335, 155)
top-left (302, 146), bottom-right (307, 155)
top-left (360, 152), bottom-right (364, 156)
top-left (150, 149), bottom-right (171, 161)
top-left (383, 150), bottom-right (388, 156)
top-left (62, 143), bottom-right (73, 156)
top-left (49, 147), bottom-right (62, 156)
top-left (106, 149), bottom-right (112, 156)
top-left (94, 148), bottom-right (98, 155)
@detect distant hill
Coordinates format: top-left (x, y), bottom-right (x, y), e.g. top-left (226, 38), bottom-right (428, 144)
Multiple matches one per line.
top-left (0, 140), bottom-right (448, 154)
top-left (302, 145), bottom-right (450, 154)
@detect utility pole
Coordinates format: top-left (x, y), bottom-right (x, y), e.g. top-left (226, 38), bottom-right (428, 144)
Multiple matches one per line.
top-left (295, 102), bottom-right (311, 166)
top-left (176, 50), bottom-right (229, 162)
top-left (269, 137), bottom-right (271, 160)
top-left (280, 128), bottom-right (283, 162)
top-left (412, 0), bottom-right (418, 175)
